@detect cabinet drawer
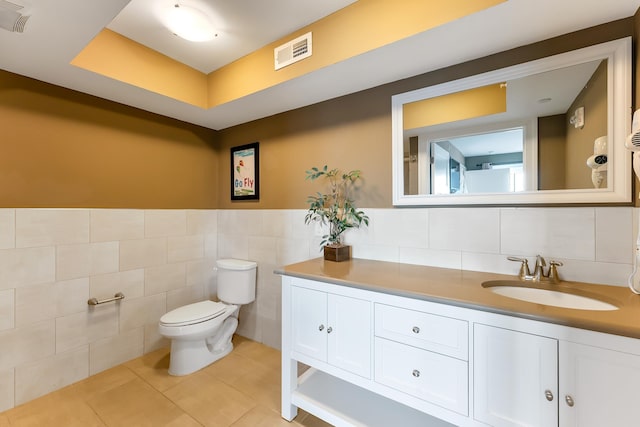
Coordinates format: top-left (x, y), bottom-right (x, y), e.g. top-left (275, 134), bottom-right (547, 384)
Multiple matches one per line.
top-left (374, 303), bottom-right (468, 360)
top-left (375, 337), bottom-right (468, 416)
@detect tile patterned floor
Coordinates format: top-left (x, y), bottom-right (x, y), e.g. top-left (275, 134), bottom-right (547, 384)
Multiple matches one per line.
top-left (0, 336), bottom-right (331, 427)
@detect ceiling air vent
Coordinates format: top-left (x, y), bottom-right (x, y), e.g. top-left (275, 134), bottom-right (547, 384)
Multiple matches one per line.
top-left (274, 32), bottom-right (312, 71)
top-left (0, 0), bottom-right (30, 33)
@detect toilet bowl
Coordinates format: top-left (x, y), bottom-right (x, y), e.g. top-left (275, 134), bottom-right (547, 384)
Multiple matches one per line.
top-left (158, 258), bottom-right (257, 376)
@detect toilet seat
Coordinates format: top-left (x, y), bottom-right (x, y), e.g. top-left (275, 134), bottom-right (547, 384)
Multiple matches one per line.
top-left (160, 300), bottom-right (227, 327)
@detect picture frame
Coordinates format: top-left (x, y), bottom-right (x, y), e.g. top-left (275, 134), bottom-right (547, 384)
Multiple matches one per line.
top-left (230, 142), bottom-right (260, 200)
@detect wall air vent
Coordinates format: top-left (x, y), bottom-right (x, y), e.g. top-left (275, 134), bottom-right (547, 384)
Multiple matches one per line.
top-left (274, 32), bottom-right (312, 70)
top-left (0, 0), bottom-right (30, 33)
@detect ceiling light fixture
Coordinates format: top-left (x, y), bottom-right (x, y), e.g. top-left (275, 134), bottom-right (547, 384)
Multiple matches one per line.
top-left (165, 3), bottom-right (217, 42)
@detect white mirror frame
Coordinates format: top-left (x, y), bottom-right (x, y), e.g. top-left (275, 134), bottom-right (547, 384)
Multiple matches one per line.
top-left (392, 37), bottom-right (632, 206)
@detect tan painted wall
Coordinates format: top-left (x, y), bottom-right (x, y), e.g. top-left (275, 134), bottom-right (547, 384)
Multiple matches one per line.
top-left (564, 60), bottom-right (608, 189)
top-left (72, 29), bottom-right (208, 108)
top-left (0, 18), bottom-right (634, 209)
top-left (403, 83), bottom-right (506, 130)
top-left (538, 115), bottom-right (567, 190)
top-left (217, 18), bottom-right (635, 209)
top-left (216, 85), bottom-right (393, 209)
top-left (0, 70), bottom-right (218, 208)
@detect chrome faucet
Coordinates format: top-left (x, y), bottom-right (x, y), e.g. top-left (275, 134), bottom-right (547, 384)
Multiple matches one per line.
top-left (507, 255), bottom-right (563, 283)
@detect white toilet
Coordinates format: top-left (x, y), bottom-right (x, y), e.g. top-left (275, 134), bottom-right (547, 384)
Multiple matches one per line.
top-left (158, 258), bottom-right (257, 376)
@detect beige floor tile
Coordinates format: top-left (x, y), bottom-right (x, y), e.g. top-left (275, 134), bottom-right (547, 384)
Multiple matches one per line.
top-left (230, 405), bottom-right (292, 427)
top-left (164, 371), bottom-right (256, 427)
top-left (204, 351), bottom-right (266, 385)
top-left (225, 358), bottom-right (281, 411)
top-left (63, 365), bottom-right (138, 402)
top-left (86, 377), bottom-right (198, 427)
top-left (0, 337), bottom-right (340, 427)
top-left (160, 413), bottom-right (205, 427)
top-left (4, 392), bottom-right (106, 427)
top-left (124, 346), bottom-right (189, 392)
top-left (232, 336), bottom-right (281, 371)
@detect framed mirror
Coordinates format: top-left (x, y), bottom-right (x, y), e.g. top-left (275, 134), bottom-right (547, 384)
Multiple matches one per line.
top-left (392, 37), bottom-right (632, 206)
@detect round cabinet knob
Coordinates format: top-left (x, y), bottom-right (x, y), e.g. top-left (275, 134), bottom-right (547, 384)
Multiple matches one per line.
top-left (318, 324), bottom-right (324, 331)
top-left (412, 369), bottom-right (420, 378)
top-left (565, 395), bottom-right (575, 407)
top-left (545, 390), bottom-right (554, 401)
top-left (327, 327), bottom-right (333, 334)
top-left (412, 326), bottom-right (420, 334)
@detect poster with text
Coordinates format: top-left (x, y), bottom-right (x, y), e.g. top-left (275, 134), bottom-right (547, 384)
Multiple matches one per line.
top-left (231, 142), bottom-right (259, 200)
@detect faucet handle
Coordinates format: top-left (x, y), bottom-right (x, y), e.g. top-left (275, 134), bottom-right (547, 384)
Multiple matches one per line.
top-left (507, 256), bottom-right (531, 279)
top-left (548, 260), bottom-right (563, 283)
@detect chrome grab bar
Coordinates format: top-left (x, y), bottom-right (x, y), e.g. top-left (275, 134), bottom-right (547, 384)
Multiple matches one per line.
top-left (88, 292), bottom-right (125, 306)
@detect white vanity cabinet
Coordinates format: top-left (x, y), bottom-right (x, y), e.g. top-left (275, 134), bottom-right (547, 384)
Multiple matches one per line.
top-left (291, 283), bottom-right (372, 378)
top-left (280, 269), bottom-right (640, 427)
top-left (474, 324), bottom-right (640, 427)
top-left (282, 276), bottom-right (471, 426)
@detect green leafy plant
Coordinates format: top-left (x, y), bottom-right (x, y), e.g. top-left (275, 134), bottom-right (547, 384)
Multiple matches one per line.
top-left (305, 165), bottom-right (369, 248)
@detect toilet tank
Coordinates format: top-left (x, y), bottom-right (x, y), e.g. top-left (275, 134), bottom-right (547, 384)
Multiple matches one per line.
top-left (216, 259), bottom-right (257, 304)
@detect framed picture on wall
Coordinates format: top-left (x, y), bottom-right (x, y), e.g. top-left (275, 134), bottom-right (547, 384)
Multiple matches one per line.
top-left (231, 142), bottom-right (260, 200)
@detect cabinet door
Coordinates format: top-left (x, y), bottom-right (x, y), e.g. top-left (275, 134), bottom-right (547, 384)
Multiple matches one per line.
top-left (474, 324), bottom-right (558, 427)
top-left (291, 286), bottom-right (327, 361)
top-left (327, 293), bottom-right (372, 378)
top-left (560, 341), bottom-right (640, 427)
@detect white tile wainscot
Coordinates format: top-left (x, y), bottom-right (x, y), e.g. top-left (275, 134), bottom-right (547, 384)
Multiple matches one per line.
top-left (279, 268), bottom-right (640, 427)
top-left (0, 208), bottom-right (218, 411)
top-left (0, 206), bottom-right (636, 412)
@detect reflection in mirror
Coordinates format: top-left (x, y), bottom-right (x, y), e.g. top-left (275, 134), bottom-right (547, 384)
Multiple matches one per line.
top-left (392, 38), bottom-right (631, 206)
top-left (404, 60), bottom-right (606, 195)
top-left (422, 128), bottom-right (525, 195)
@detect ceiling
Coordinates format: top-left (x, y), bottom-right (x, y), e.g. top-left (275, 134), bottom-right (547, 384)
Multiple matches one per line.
top-left (1, 0), bottom-right (639, 130)
top-left (106, 0), bottom-right (357, 74)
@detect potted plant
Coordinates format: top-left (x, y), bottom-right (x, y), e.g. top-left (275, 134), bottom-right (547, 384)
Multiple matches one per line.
top-left (304, 165), bottom-right (369, 261)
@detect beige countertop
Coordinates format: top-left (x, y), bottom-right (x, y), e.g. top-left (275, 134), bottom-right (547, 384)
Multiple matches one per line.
top-left (276, 257), bottom-right (640, 340)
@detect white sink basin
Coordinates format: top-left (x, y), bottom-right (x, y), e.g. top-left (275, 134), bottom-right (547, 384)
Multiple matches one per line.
top-left (483, 281), bottom-right (618, 311)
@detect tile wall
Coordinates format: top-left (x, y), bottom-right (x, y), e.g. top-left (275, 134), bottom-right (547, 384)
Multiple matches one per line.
top-left (0, 209), bottom-right (218, 411)
top-left (0, 206), bottom-right (635, 411)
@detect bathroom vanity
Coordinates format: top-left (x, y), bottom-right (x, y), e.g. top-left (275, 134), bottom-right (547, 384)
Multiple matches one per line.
top-left (277, 258), bottom-right (640, 427)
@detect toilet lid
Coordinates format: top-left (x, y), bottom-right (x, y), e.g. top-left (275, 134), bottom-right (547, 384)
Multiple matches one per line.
top-left (160, 300), bottom-right (227, 326)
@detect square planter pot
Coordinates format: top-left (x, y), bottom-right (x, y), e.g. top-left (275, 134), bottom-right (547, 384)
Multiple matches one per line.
top-left (324, 245), bottom-right (351, 262)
